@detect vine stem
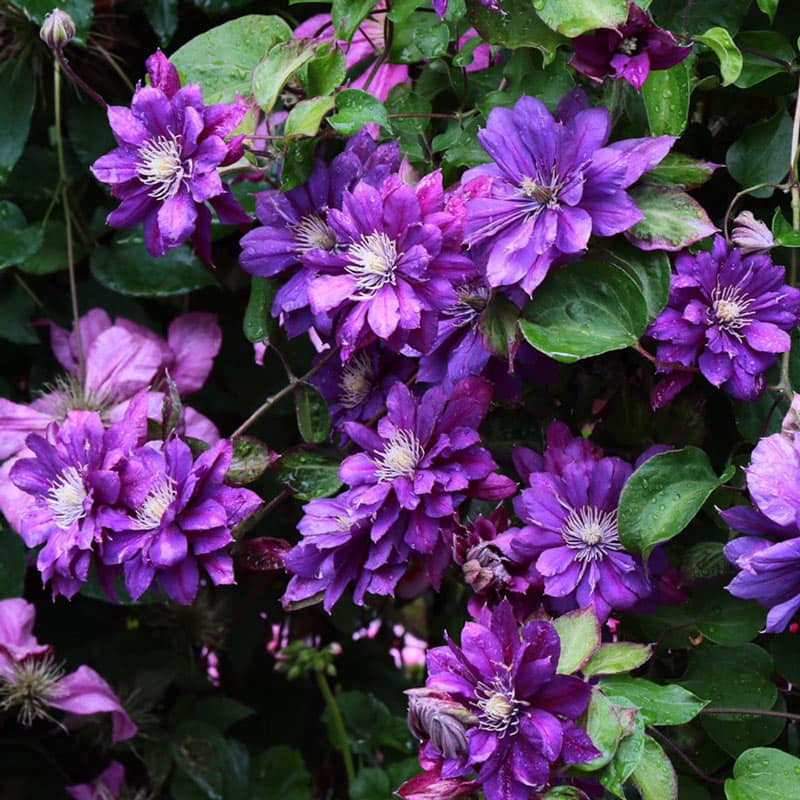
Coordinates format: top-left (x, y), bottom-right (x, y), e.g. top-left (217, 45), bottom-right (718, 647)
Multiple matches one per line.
top-left (647, 727), bottom-right (725, 786)
top-left (231, 347), bottom-right (339, 438)
top-left (54, 59), bottom-right (85, 382)
top-left (314, 670), bottom-right (356, 786)
top-left (700, 707), bottom-right (800, 722)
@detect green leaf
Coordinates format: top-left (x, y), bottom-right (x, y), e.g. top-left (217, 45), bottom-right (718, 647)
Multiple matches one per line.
top-left (642, 58), bottom-right (693, 136)
top-left (294, 383), bottom-right (331, 444)
top-left (692, 585), bottom-right (767, 646)
top-left (243, 277), bottom-right (276, 343)
top-left (618, 446), bottom-right (732, 559)
top-left (601, 242), bottom-right (671, 322)
top-left (479, 293), bottom-right (520, 362)
top-left (466, 0), bottom-right (566, 65)
top-left (600, 717), bottom-right (646, 798)
top-left (302, 47), bottom-right (347, 97)
top-left (630, 736), bottom-right (678, 800)
top-left (680, 541), bottom-right (730, 584)
top-left (771, 631), bottom-right (800, 684)
top-left (553, 607), bottom-right (601, 674)
top-left (350, 768), bottom-right (391, 800)
top-left (625, 185), bottom-right (717, 251)
top-left (583, 643), bottom-right (652, 678)
top-left (519, 261), bottom-right (649, 363)
top-left (90, 236), bottom-right (216, 297)
top-left (600, 676), bottom-right (708, 726)
top-left (533, 0), bottom-right (627, 37)
top-left (643, 153), bottom-right (719, 190)
top-left (648, 0), bottom-right (751, 36)
top-left (249, 746), bottom-right (312, 800)
top-left (0, 67), bottom-right (35, 184)
top-left (325, 691), bottom-right (412, 756)
top-left (227, 436), bottom-right (276, 486)
top-left (278, 450), bottom-right (343, 500)
top-left (252, 40), bottom-right (316, 113)
top-left (142, 0), bottom-right (178, 44)
top-left (285, 96), bottom-right (336, 139)
top-left (726, 110), bottom-right (793, 198)
top-left (771, 208), bottom-right (800, 247)
top-left (0, 528), bottom-right (26, 599)
top-left (756, 0), bottom-right (780, 23)
top-left (9, 0), bottom-right (93, 42)
top-left (575, 689), bottom-right (626, 769)
top-left (328, 90), bottom-right (391, 135)
top-left (19, 220), bottom-right (87, 276)
top-left (0, 202), bottom-right (43, 271)
top-left (170, 15), bottom-right (293, 104)
top-left (735, 32), bottom-right (792, 89)
top-left (726, 747), bottom-right (800, 800)
top-left (187, 697), bottom-right (256, 733)
top-left (0, 280), bottom-right (37, 344)
top-left (281, 139), bottom-right (316, 192)
top-left (332, 0), bottom-right (375, 41)
top-left (696, 27), bottom-right (743, 86)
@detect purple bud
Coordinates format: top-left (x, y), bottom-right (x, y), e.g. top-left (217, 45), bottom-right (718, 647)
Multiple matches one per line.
top-left (461, 541), bottom-right (511, 593)
top-left (405, 688), bottom-right (478, 759)
top-left (236, 537), bottom-right (292, 571)
top-left (40, 8), bottom-right (76, 50)
top-left (731, 211), bottom-right (775, 255)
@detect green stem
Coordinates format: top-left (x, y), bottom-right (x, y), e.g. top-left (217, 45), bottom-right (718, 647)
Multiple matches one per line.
top-left (314, 670), bottom-right (356, 787)
top-left (54, 59), bottom-right (85, 381)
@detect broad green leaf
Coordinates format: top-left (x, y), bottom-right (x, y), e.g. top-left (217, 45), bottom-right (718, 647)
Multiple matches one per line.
top-left (692, 585), bottom-right (767, 646)
top-left (519, 261), bottom-right (649, 363)
top-left (648, 0), bottom-right (751, 36)
top-left (642, 58), bottom-right (693, 136)
top-left (0, 68), bottom-right (35, 184)
top-left (332, 0), bottom-right (375, 41)
top-left (696, 27), bottom-right (743, 86)
top-left (771, 208), bottom-right (800, 247)
top-left (171, 15), bottom-right (293, 104)
top-left (626, 185), bottom-right (717, 251)
top-left (680, 541), bottom-right (730, 584)
top-left (630, 736), bottom-right (678, 800)
top-left (350, 768), bottom-right (391, 800)
top-left (227, 436), bottom-right (276, 487)
top-left (726, 747), bottom-right (800, 800)
top-left (413, 22), bottom-right (449, 59)
top-left (574, 689), bottom-right (626, 769)
top-left (583, 643), bottom-right (652, 678)
top-left (302, 47), bottom-right (347, 97)
top-left (281, 139), bottom-right (316, 192)
top-left (643, 153), bottom-right (719, 190)
top-left (735, 32), bottom-right (792, 89)
top-left (252, 40), bottom-right (316, 113)
top-left (534, 0), bottom-right (627, 38)
top-left (618, 446), bottom-right (732, 559)
top-left (756, 0), bottom-right (779, 22)
top-left (142, 0), bottom-right (179, 44)
top-left (294, 383), bottom-right (331, 444)
top-left (771, 631), bottom-right (800, 684)
top-left (600, 717), bottom-right (646, 798)
top-left (19, 220), bottom-right (87, 276)
top-left (553, 608), bottom-right (601, 674)
top-left (601, 243), bottom-right (671, 322)
top-left (328, 90), bottom-right (391, 135)
top-left (0, 528), bottom-right (26, 599)
top-left (325, 691), bottom-right (412, 756)
top-left (243, 277), bottom-right (276, 343)
top-left (726, 110), bottom-right (792, 198)
top-left (0, 202), bottom-right (43, 271)
top-left (90, 236), bottom-right (216, 297)
top-left (600, 676), bottom-right (708, 726)
top-left (466, 0), bottom-right (566, 65)
top-left (0, 280), bottom-right (37, 344)
top-left (278, 450), bottom-right (343, 500)
top-left (704, 695), bottom-right (787, 758)
top-left (285, 97), bottom-right (336, 138)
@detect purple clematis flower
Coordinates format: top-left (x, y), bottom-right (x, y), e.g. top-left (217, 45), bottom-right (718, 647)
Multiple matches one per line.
top-left (416, 600), bottom-right (598, 800)
top-left (239, 132), bottom-right (400, 339)
top-left (91, 50), bottom-right (249, 262)
top-left (463, 90), bottom-right (675, 295)
top-left (66, 762), bottom-right (126, 800)
top-left (9, 398), bottom-right (149, 600)
top-left (100, 437), bottom-right (262, 605)
top-left (509, 422), bottom-right (653, 621)
top-left (570, 3), bottom-right (692, 91)
top-left (0, 598), bottom-right (136, 742)
top-left (307, 172), bottom-right (473, 358)
top-left (647, 236), bottom-right (800, 402)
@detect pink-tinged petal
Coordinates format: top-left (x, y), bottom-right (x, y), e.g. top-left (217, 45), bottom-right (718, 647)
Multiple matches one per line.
top-left (51, 665), bottom-right (137, 743)
top-left (309, 274), bottom-right (356, 313)
top-left (396, 767), bottom-right (480, 800)
top-left (555, 207), bottom-right (592, 254)
top-left (179, 499), bottom-right (227, 530)
top-left (131, 86), bottom-right (174, 138)
top-left (66, 761), bottom-right (126, 800)
top-left (604, 136), bottom-right (676, 187)
top-left (460, 621), bottom-right (503, 675)
top-left (146, 50), bottom-right (180, 97)
top-left (91, 148), bottom-right (139, 185)
top-left (105, 104), bottom-right (150, 148)
top-left (520, 708), bottom-right (563, 762)
top-left (166, 313), bottom-right (221, 395)
top-left (106, 189), bottom-right (156, 229)
top-left (339, 453), bottom-right (378, 486)
top-left (0, 598), bottom-right (50, 670)
top-left (123, 557), bottom-right (156, 599)
top-left (0, 399), bottom-right (52, 459)
top-left (158, 558), bottom-right (200, 604)
top-left (157, 190), bottom-right (197, 247)
top-left (51, 309), bottom-right (114, 374)
top-left (745, 320), bottom-right (791, 353)
top-left (199, 551), bottom-right (235, 585)
top-left (150, 526), bottom-right (188, 567)
top-left (368, 286), bottom-right (400, 339)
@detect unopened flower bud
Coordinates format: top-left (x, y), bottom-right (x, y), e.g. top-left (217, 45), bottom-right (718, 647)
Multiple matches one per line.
top-left (462, 541), bottom-right (511, 593)
top-left (405, 688), bottom-right (477, 759)
top-left (731, 211), bottom-right (775, 255)
top-left (40, 8), bottom-right (76, 51)
top-left (236, 536), bottom-right (292, 571)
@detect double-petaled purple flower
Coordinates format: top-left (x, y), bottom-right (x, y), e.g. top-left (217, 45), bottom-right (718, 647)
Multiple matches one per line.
top-left (721, 398), bottom-right (800, 631)
top-left (570, 3), bottom-right (691, 91)
top-left (67, 763), bottom-right (126, 800)
top-left (91, 50), bottom-right (249, 261)
top-left (0, 598), bottom-right (136, 742)
top-left (647, 236), bottom-right (800, 403)
top-left (100, 438), bottom-right (262, 605)
top-left (411, 600), bottom-right (598, 800)
top-left (463, 91), bottom-right (674, 295)
top-left (239, 132), bottom-right (399, 339)
top-left (508, 422), bottom-right (653, 621)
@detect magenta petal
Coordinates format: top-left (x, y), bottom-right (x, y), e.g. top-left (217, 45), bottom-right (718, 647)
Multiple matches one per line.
top-left (166, 313), bottom-right (222, 395)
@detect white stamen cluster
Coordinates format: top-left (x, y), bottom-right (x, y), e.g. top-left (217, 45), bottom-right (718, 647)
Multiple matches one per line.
top-left (443, 285), bottom-right (490, 328)
top-left (338, 351), bottom-right (374, 409)
top-left (0, 655), bottom-right (66, 727)
top-left (136, 133), bottom-right (191, 201)
top-left (561, 505), bottom-right (623, 577)
top-left (473, 675), bottom-right (527, 737)
top-left (710, 282), bottom-right (756, 341)
top-left (45, 466), bottom-right (88, 530)
top-left (130, 476), bottom-right (177, 531)
top-left (293, 213), bottom-right (336, 253)
top-left (519, 164), bottom-right (565, 209)
top-left (345, 232), bottom-right (400, 299)
top-left (373, 429), bottom-right (425, 482)
top-left (618, 36), bottom-right (639, 55)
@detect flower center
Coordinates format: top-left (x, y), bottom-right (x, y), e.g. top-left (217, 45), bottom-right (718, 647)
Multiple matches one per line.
top-left (293, 213), bottom-right (337, 253)
top-left (346, 232), bottom-right (400, 299)
top-left (0, 655), bottom-right (66, 728)
top-left (473, 676), bottom-right (526, 737)
top-left (45, 466), bottom-right (88, 530)
top-left (710, 283), bottom-right (755, 340)
top-left (136, 133), bottom-right (191, 201)
top-left (618, 36), bottom-right (639, 55)
top-left (130, 476), bottom-right (177, 531)
top-left (339, 351), bottom-right (374, 409)
top-left (561, 505), bottom-right (623, 567)
top-left (373, 429), bottom-right (425, 482)
top-left (444, 285), bottom-right (490, 328)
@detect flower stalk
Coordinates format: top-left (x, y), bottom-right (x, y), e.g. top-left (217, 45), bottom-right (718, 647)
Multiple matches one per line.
top-left (314, 670), bottom-right (356, 787)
